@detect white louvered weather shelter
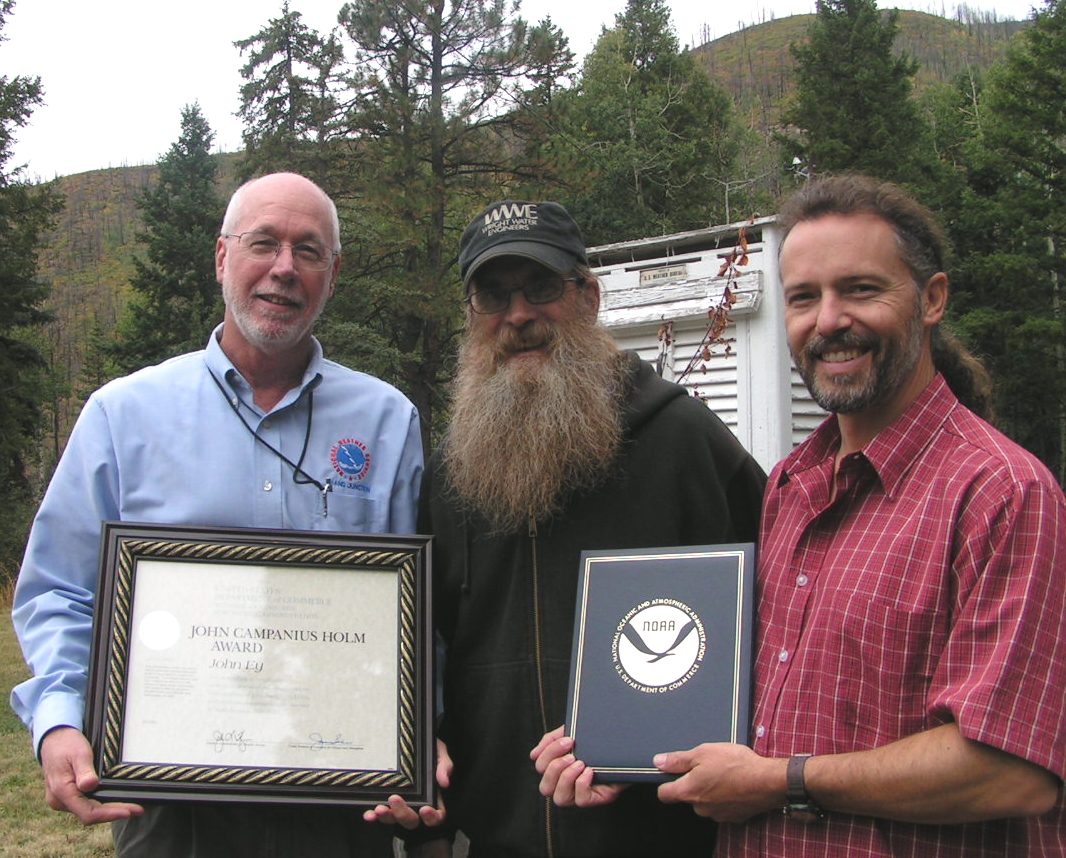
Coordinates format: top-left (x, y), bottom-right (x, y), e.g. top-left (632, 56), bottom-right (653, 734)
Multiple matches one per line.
top-left (591, 215), bottom-right (825, 474)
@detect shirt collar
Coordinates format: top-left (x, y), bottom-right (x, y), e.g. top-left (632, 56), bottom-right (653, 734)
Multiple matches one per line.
top-left (862, 374), bottom-right (956, 497)
top-left (779, 374), bottom-right (958, 499)
top-left (203, 323), bottom-right (325, 406)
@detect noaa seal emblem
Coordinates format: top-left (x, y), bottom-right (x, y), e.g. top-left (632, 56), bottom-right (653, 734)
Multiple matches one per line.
top-left (612, 598), bottom-right (706, 694)
top-left (330, 438), bottom-right (371, 483)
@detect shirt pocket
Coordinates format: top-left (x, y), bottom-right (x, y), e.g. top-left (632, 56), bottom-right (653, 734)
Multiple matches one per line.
top-left (821, 595), bottom-right (940, 748)
top-left (313, 492), bottom-right (385, 533)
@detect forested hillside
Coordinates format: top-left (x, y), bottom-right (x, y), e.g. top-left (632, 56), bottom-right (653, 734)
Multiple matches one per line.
top-left (34, 165), bottom-right (154, 460)
top-left (694, 9), bottom-right (1025, 128)
top-left (31, 156), bottom-right (242, 463)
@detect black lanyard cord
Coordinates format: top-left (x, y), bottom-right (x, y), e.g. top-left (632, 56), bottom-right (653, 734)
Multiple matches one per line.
top-left (206, 368), bottom-right (332, 516)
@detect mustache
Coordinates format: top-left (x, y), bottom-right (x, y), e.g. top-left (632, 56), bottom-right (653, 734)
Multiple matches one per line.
top-left (495, 322), bottom-right (556, 360)
top-left (803, 331), bottom-right (877, 359)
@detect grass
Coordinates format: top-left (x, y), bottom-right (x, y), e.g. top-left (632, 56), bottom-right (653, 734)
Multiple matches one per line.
top-left (1, 582), bottom-right (113, 857)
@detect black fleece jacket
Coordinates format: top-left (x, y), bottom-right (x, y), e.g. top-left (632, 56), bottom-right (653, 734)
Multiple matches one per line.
top-left (419, 353), bottom-right (766, 858)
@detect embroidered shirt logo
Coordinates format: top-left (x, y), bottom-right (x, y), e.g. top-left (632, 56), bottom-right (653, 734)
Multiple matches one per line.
top-left (611, 598), bottom-right (706, 694)
top-left (330, 438), bottom-right (371, 485)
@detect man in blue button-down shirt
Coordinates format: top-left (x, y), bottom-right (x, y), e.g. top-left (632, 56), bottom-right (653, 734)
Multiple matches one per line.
top-left (10, 172), bottom-right (423, 857)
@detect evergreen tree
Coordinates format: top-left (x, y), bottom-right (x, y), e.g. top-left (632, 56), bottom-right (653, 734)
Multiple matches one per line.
top-left (948, 0), bottom-right (1066, 481)
top-left (502, 14), bottom-right (577, 199)
top-left (109, 104), bottom-right (225, 373)
top-left (320, 1), bottom-right (574, 447)
top-left (783, 0), bottom-right (929, 183)
top-left (0, 0), bottom-right (62, 576)
top-left (978, 0), bottom-right (1066, 206)
top-left (235, 2), bottom-right (344, 184)
top-left (553, 0), bottom-right (742, 244)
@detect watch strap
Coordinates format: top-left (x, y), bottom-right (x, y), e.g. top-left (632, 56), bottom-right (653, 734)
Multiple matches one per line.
top-left (784, 753), bottom-right (825, 821)
top-left (786, 753), bottom-right (812, 803)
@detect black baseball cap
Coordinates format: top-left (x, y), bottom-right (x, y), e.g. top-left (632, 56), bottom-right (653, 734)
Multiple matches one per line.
top-left (458, 200), bottom-right (587, 288)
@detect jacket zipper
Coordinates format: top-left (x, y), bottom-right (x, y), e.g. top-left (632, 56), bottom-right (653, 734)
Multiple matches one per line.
top-left (530, 513), bottom-right (555, 858)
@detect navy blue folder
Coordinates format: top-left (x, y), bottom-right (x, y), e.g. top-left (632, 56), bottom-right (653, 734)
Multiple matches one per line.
top-left (564, 543), bottom-right (755, 783)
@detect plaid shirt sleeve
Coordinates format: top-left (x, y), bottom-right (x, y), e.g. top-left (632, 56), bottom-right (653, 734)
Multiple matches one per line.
top-left (930, 467), bottom-right (1066, 780)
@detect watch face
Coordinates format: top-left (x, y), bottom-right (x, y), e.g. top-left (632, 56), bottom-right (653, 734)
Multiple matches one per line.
top-left (785, 803), bottom-right (825, 823)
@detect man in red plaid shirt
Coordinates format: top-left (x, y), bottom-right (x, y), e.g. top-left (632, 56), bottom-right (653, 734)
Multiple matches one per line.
top-left (536, 174), bottom-right (1064, 856)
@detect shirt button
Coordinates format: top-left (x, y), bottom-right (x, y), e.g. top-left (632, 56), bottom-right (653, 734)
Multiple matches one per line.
top-left (796, 574), bottom-right (809, 587)
top-left (263, 481), bottom-right (273, 492)
top-left (755, 724), bottom-right (766, 738)
top-left (778, 649), bottom-right (789, 663)
top-left (262, 420), bottom-right (272, 430)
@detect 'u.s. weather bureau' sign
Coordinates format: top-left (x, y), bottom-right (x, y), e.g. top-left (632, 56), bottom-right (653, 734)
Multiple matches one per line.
top-left (565, 544), bottom-right (754, 783)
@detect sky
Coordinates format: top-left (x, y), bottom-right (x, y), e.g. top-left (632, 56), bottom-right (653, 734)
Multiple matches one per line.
top-left (3, 0), bottom-right (1042, 180)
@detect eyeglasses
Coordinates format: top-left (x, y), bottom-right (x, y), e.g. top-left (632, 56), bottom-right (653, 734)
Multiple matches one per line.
top-left (467, 275), bottom-right (584, 315)
top-left (223, 231), bottom-right (338, 271)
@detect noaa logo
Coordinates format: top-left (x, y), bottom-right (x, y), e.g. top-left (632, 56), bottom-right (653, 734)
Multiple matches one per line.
top-left (330, 438), bottom-right (371, 483)
top-left (612, 598), bottom-right (706, 694)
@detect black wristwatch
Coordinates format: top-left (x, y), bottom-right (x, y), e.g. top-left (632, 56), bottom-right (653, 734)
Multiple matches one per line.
top-left (784, 754), bottom-right (825, 822)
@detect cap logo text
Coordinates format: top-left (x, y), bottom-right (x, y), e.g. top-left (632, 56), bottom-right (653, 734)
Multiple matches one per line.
top-left (482, 203), bottom-right (539, 237)
top-left (485, 202), bottom-right (538, 224)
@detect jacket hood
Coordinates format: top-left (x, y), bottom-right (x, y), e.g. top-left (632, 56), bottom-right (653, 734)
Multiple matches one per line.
top-left (620, 351), bottom-right (689, 435)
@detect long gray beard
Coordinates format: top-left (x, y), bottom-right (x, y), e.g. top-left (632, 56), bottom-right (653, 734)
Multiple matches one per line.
top-left (442, 315), bottom-right (628, 534)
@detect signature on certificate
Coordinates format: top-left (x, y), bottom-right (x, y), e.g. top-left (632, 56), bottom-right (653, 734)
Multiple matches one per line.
top-left (211, 729), bottom-right (249, 753)
top-left (308, 732), bottom-right (361, 751)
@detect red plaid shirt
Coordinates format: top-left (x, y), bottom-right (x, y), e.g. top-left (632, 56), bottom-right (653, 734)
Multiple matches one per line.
top-left (718, 375), bottom-right (1066, 857)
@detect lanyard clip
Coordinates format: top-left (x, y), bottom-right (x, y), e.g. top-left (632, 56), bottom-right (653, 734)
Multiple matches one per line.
top-left (321, 479), bottom-right (332, 518)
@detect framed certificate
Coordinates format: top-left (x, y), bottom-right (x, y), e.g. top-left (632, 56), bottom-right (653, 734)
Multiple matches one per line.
top-left (564, 543), bottom-right (755, 782)
top-left (85, 522), bottom-right (435, 807)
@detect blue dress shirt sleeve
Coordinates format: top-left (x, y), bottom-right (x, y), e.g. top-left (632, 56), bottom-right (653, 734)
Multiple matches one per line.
top-left (10, 395), bottom-right (120, 752)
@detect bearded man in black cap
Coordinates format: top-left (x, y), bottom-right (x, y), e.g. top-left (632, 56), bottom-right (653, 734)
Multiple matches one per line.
top-left (385, 200), bottom-right (766, 857)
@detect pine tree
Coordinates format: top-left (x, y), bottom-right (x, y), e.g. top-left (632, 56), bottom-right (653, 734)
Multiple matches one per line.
top-left (978, 0), bottom-right (1066, 203)
top-left (109, 104), bottom-right (224, 373)
top-left (0, 0), bottom-right (62, 576)
top-left (948, 0), bottom-right (1066, 481)
top-left (506, 15), bottom-right (577, 198)
top-left (783, 0), bottom-right (928, 183)
top-left (552, 0), bottom-right (742, 244)
top-left (235, 2), bottom-right (344, 184)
